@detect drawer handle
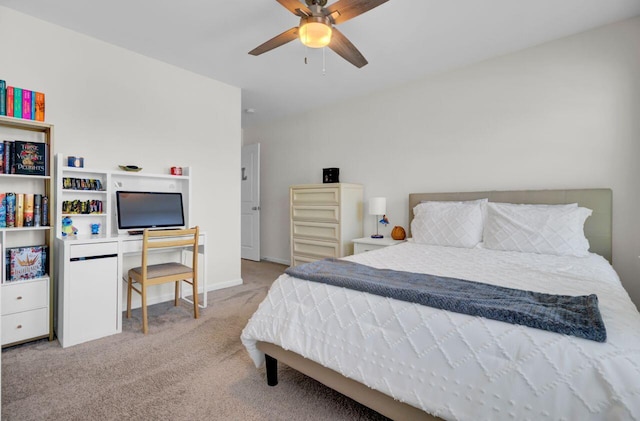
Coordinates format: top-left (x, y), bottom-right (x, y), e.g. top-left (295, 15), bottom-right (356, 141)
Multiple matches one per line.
top-left (17, 325), bottom-right (22, 329)
top-left (16, 296), bottom-right (23, 300)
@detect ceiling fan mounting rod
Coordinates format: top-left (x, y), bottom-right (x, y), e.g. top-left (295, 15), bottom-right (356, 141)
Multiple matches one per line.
top-left (305, 0), bottom-right (328, 6)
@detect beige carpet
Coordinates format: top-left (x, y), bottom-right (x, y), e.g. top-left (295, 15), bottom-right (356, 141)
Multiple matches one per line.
top-left (1, 260), bottom-right (388, 421)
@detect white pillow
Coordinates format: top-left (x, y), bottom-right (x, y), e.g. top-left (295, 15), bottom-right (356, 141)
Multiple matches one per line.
top-left (411, 199), bottom-right (487, 248)
top-left (483, 202), bottom-right (592, 257)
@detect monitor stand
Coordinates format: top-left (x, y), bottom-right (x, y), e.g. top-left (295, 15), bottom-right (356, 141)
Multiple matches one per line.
top-left (127, 230), bottom-right (143, 235)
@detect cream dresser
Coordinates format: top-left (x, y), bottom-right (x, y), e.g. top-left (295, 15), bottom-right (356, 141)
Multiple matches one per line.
top-left (290, 183), bottom-right (363, 266)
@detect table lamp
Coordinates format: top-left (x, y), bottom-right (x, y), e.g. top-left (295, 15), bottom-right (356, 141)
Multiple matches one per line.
top-left (369, 197), bottom-right (386, 238)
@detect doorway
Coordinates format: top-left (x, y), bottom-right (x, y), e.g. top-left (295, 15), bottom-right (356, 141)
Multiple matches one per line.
top-left (241, 143), bottom-right (260, 261)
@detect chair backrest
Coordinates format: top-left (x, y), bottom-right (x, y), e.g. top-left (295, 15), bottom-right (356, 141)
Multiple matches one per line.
top-left (140, 226), bottom-right (199, 278)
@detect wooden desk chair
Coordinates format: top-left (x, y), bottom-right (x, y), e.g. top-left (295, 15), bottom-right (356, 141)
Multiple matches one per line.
top-left (126, 226), bottom-right (200, 334)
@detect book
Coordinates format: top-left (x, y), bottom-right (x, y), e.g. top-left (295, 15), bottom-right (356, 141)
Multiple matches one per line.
top-left (15, 193), bottom-right (24, 227)
top-left (13, 141), bottom-right (46, 176)
top-left (22, 90), bottom-right (32, 120)
top-left (31, 91), bottom-right (35, 119)
top-left (0, 142), bottom-right (4, 173)
top-left (35, 92), bottom-right (45, 122)
top-left (5, 192), bottom-right (15, 227)
top-left (14, 87), bottom-right (22, 119)
top-left (41, 195), bottom-right (49, 226)
top-left (4, 140), bottom-right (13, 174)
top-left (6, 245), bottom-right (47, 282)
top-left (23, 193), bottom-right (34, 227)
top-left (6, 86), bottom-right (14, 117)
top-left (34, 194), bottom-right (41, 227)
top-left (0, 80), bottom-right (5, 116)
top-left (2, 140), bottom-right (13, 174)
top-left (0, 193), bottom-right (5, 227)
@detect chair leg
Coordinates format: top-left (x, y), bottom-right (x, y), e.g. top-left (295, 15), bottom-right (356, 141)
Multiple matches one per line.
top-left (193, 277), bottom-right (199, 319)
top-left (126, 276), bottom-right (132, 319)
top-left (174, 281), bottom-right (180, 306)
top-left (141, 283), bottom-right (148, 334)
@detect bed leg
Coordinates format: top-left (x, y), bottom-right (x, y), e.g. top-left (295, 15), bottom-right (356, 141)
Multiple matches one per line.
top-left (265, 354), bottom-right (278, 386)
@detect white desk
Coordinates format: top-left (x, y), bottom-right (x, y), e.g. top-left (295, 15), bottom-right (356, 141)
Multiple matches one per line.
top-left (56, 232), bottom-right (207, 348)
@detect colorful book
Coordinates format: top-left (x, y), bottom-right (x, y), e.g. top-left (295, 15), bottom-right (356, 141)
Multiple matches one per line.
top-left (6, 86), bottom-right (14, 117)
top-left (0, 193), bottom-right (6, 227)
top-left (6, 246), bottom-right (47, 282)
top-left (4, 140), bottom-right (13, 174)
top-left (0, 142), bottom-right (4, 173)
top-left (34, 194), bottom-right (41, 227)
top-left (23, 193), bottom-right (34, 227)
top-left (35, 92), bottom-right (45, 122)
top-left (41, 195), bottom-right (49, 226)
top-left (13, 141), bottom-right (46, 176)
top-left (4, 140), bottom-right (13, 173)
top-left (5, 192), bottom-right (15, 227)
top-left (22, 90), bottom-right (32, 120)
top-left (15, 193), bottom-right (24, 227)
top-left (0, 80), bottom-right (5, 116)
top-left (14, 87), bottom-right (22, 119)
top-left (31, 91), bottom-right (36, 120)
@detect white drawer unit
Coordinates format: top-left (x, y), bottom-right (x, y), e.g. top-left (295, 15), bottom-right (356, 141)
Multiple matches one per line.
top-left (290, 183), bottom-right (363, 266)
top-left (352, 237), bottom-right (406, 254)
top-left (1, 278), bottom-right (50, 346)
top-left (57, 240), bottom-right (120, 348)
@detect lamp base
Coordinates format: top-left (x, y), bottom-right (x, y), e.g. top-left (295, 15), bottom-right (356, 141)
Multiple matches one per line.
top-left (370, 234), bottom-right (383, 239)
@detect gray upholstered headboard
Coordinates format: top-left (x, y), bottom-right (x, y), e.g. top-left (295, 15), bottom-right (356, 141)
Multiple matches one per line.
top-left (408, 189), bottom-right (613, 263)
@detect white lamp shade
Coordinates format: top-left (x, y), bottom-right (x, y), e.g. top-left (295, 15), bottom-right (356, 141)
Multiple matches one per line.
top-left (369, 197), bottom-right (386, 215)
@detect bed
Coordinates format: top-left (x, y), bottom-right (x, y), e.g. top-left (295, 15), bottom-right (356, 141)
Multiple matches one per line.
top-left (241, 189), bottom-right (640, 420)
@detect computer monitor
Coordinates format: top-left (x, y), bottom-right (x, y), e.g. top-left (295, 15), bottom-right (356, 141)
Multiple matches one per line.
top-left (116, 191), bottom-right (185, 233)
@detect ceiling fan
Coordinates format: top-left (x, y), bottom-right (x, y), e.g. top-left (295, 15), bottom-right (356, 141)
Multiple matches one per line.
top-left (249, 0), bottom-right (389, 68)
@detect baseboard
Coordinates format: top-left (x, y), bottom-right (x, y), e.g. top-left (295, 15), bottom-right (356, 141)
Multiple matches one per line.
top-left (206, 278), bottom-right (243, 292)
top-left (261, 256), bottom-right (290, 266)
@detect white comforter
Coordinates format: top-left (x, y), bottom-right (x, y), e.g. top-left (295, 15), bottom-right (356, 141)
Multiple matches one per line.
top-left (241, 242), bottom-right (640, 420)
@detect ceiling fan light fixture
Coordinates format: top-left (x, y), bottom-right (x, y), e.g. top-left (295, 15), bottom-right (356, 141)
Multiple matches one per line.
top-left (299, 20), bottom-right (332, 48)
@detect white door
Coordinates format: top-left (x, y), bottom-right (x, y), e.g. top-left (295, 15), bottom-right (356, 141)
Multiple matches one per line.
top-left (241, 143), bottom-right (260, 261)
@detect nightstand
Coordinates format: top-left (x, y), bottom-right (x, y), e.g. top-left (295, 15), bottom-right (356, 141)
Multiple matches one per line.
top-left (352, 237), bottom-right (406, 254)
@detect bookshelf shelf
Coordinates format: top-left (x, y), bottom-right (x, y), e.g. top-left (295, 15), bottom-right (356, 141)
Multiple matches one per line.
top-left (0, 173), bottom-right (50, 180)
top-left (0, 117), bottom-right (54, 347)
top-left (62, 189), bottom-right (107, 194)
top-left (61, 213), bottom-right (107, 217)
top-left (0, 226), bottom-right (51, 233)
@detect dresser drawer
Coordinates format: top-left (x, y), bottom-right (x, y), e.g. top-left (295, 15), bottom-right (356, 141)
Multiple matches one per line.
top-left (291, 255), bottom-right (320, 266)
top-left (354, 242), bottom-right (388, 254)
top-left (2, 279), bottom-right (49, 315)
top-left (292, 205), bottom-right (339, 223)
top-left (291, 187), bottom-right (339, 205)
top-left (292, 221), bottom-right (340, 241)
top-left (2, 307), bottom-right (49, 345)
top-left (292, 238), bottom-right (339, 259)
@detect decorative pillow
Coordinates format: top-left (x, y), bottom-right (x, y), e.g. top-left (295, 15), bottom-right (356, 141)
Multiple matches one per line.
top-left (483, 202), bottom-right (592, 257)
top-left (411, 199), bottom-right (487, 248)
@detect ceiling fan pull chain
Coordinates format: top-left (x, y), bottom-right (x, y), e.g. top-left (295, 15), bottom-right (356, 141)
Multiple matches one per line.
top-left (305, 45), bottom-right (308, 65)
top-left (322, 47), bottom-right (326, 75)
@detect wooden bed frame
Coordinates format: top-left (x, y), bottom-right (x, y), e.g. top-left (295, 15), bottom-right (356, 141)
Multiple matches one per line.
top-left (259, 188), bottom-right (613, 420)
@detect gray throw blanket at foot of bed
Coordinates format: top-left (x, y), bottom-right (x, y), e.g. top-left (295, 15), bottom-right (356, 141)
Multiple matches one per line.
top-left (285, 258), bottom-right (606, 342)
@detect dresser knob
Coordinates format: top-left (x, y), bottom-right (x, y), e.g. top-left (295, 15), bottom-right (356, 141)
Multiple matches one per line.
top-left (17, 296), bottom-right (23, 300)
top-left (17, 325), bottom-right (22, 329)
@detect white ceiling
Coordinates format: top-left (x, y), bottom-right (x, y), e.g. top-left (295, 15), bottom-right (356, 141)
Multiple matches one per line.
top-left (1, 0), bottom-right (639, 128)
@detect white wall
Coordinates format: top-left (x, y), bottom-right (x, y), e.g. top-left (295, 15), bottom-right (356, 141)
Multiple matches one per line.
top-left (0, 7), bottom-right (242, 290)
top-left (244, 17), bottom-right (640, 306)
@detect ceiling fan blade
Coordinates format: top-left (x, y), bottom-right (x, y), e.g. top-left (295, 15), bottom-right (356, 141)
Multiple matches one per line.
top-left (277, 0), bottom-right (312, 17)
top-left (328, 27), bottom-right (367, 68)
top-left (326, 0), bottom-right (388, 25)
top-left (249, 27), bottom-right (299, 56)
